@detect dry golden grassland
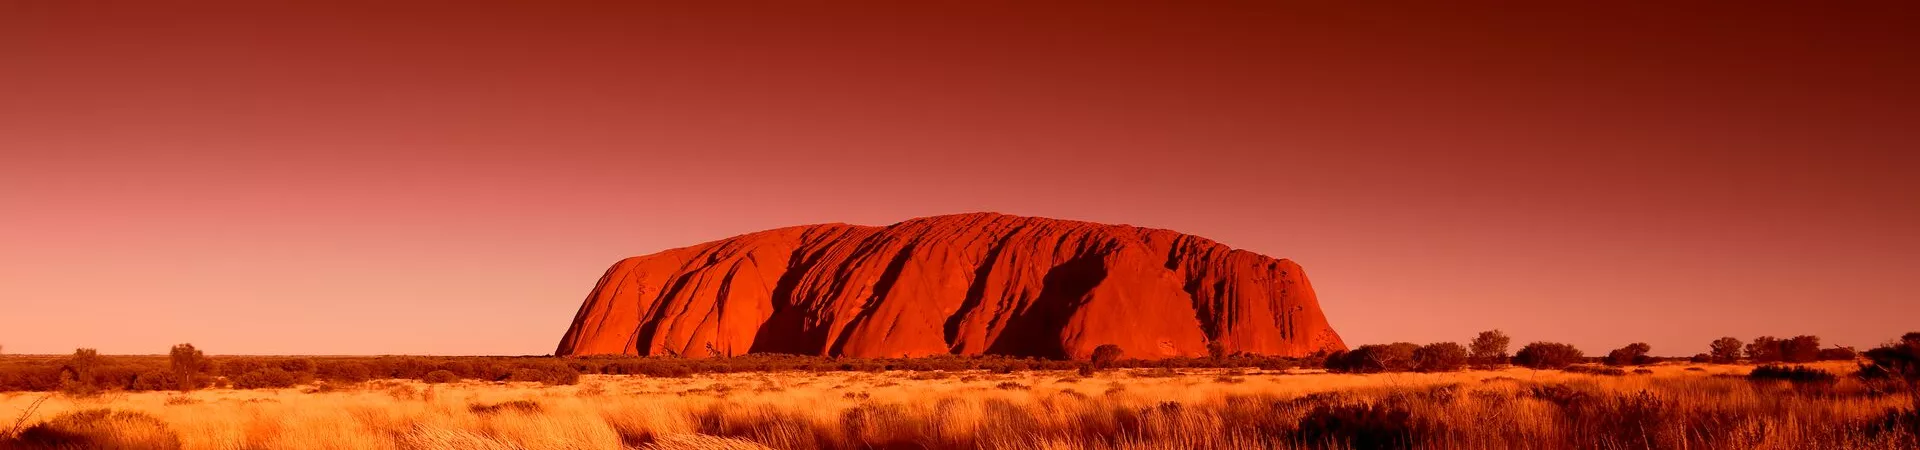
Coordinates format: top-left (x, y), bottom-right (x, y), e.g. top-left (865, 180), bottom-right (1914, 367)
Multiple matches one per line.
top-left (3, 362), bottom-right (1915, 450)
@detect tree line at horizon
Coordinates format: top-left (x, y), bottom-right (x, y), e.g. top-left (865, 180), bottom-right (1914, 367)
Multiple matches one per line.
top-left (1319, 330), bottom-right (1876, 374)
top-left (1, 331), bottom-right (1917, 395)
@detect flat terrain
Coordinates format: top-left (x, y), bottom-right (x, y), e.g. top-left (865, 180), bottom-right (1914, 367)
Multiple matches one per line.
top-left (3, 361), bottom-right (1913, 449)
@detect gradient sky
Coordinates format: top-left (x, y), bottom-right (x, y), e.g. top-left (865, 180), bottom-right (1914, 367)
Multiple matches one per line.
top-left (3, 2), bottom-right (1916, 356)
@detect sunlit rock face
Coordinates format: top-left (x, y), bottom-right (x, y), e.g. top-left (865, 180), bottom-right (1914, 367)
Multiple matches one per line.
top-left (556, 213), bottom-right (1345, 360)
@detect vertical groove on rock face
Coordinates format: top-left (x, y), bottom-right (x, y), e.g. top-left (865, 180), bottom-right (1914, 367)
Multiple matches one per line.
top-left (556, 213), bottom-right (1346, 359)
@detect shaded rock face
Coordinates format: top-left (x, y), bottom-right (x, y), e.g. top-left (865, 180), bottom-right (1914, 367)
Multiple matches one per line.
top-left (556, 213), bottom-right (1345, 360)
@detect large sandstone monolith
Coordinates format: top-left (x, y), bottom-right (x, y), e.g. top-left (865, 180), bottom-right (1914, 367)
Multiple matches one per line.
top-left (556, 213), bottom-right (1345, 360)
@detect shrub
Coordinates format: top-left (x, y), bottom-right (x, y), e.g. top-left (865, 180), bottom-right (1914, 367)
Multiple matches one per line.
top-left (659, 365), bottom-right (695, 378)
top-left (1782, 336), bottom-right (1822, 363)
top-left (231, 368), bottom-right (306, 389)
top-left (1709, 337), bottom-right (1743, 363)
top-left (1748, 336), bottom-right (1783, 363)
top-left (468, 400), bottom-right (542, 415)
top-left (1530, 384), bottom-right (1592, 408)
top-left (215, 359), bottom-right (265, 379)
top-left (1469, 330), bottom-right (1511, 366)
top-left (1295, 403), bottom-right (1439, 450)
top-left (1207, 341), bottom-right (1229, 360)
top-left (1090, 345), bottom-right (1124, 369)
top-left (277, 358), bottom-right (317, 373)
top-left (1513, 342), bottom-right (1583, 370)
top-left (1861, 332), bottom-right (1920, 384)
top-left (1326, 343), bottom-right (1419, 373)
top-left (505, 369), bottom-right (548, 383)
top-left (545, 366), bottom-right (582, 386)
top-left (1749, 335), bottom-right (1823, 363)
top-left (0, 365), bottom-right (64, 392)
top-left (15, 409), bottom-right (182, 450)
top-left (1412, 342), bottom-right (1469, 372)
top-left (1870, 408), bottom-right (1919, 440)
top-left (58, 348), bottom-right (102, 396)
top-left (167, 344), bottom-right (206, 392)
top-left (436, 361), bottom-right (475, 377)
top-left (511, 361), bottom-right (581, 385)
top-left (1689, 353), bottom-right (1712, 363)
top-left (1749, 365), bottom-right (1838, 387)
top-left (1819, 346), bottom-right (1858, 361)
top-left (1565, 365), bottom-right (1627, 376)
top-left (421, 370), bottom-right (460, 384)
top-left (130, 371), bottom-right (177, 391)
top-left (315, 361), bottom-right (374, 383)
top-left (1604, 343), bottom-right (1652, 366)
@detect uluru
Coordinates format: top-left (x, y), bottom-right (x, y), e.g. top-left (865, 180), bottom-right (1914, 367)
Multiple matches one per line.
top-left (555, 213), bottom-right (1345, 360)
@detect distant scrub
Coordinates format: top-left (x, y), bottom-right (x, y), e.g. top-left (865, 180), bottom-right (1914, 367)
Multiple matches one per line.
top-left (1412, 342), bottom-right (1469, 372)
top-left (421, 370), bottom-right (460, 384)
top-left (1324, 342), bottom-right (1418, 373)
top-left (1469, 329), bottom-right (1512, 367)
top-left (1603, 343), bottom-right (1653, 366)
top-left (4, 332), bottom-right (1909, 395)
top-left (1514, 342), bottom-right (1584, 370)
top-left (1, 350), bottom-right (1312, 393)
top-left (4, 333), bottom-right (1920, 449)
top-left (1749, 365), bottom-right (1839, 386)
top-left (1564, 365), bottom-right (1628, 376)
top-left (1710, 337), bottom-right (1745, 363)
top-left (1748, 335), bottom-right (1824, 363)
top-left (231, 368), bottom-right (308, 389)
top-left (468, 400), bottom-right (543, 415)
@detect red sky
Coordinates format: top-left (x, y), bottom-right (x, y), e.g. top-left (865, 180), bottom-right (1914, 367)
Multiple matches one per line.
top-left (2, 2), bottom-right (1916, 356)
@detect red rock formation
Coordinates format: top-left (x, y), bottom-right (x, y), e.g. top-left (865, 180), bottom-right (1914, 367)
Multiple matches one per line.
top-left (555, 213), bottom-right (1345, 360)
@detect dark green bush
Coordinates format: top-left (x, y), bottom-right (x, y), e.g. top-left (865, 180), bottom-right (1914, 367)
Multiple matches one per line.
top-left (1603, 343), bottom-right (1652, 366)
top-left (1295, 403), bottom-right (1439, 450)
top-left (1326, 343), bottom-right (1420, 373)
top-left (1468, 330), bottom-right (1511, 367)
top-left (1090, 344), bottom-right (1124, 369)
top-left (1514, 342), bottom-right (1584, 370)
top-left (421, 370), bottom-right (460, 384)
top-left (1412, 342), bottom-right (1469, 372)
top-left (1748, 365), bottom-right (1838, 386)
top-left (506, 369), bottom-right (551, 383)
top-left (1565, 365), bottom-right (1627, 376)
top-left (468, 400), bottom-right (543, 415)
top-left (231, 368), bottom-right (306, 389)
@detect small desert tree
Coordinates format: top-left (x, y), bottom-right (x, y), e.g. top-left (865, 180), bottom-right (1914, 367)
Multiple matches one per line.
top-left (1207, 341), bottom-right (1229, 360)
top-left (1747, 336), bottom-right (1783, 363)
top-left (1604, 342), bottom-right (1653, 366)
top-left (1862, 333), bottom-right (1920, 379)
top-left (1513, 342), bottom-right (1583, 370)
top-left (61, 348), bottom-right (102, 396)
top-left (170, 343), bottom-right (208, 391)
top-left (1469, 330), bottom-right (1511, 366)
top-left (1860, 332), bottom-right (1920, 403)
top-left (1413, 342), bottom-right (1469, 372)
top-left (1782, 335), bottom-right (1822, 363)
top-left (1709, 337), bottom-right (1743, 363)
top-left (1328, 343), bottom-right (1420, 373)
top-left (1748, 335), bottom-right (1823, 363)
top-left (1090, 344), bottom-right (1124, 369)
